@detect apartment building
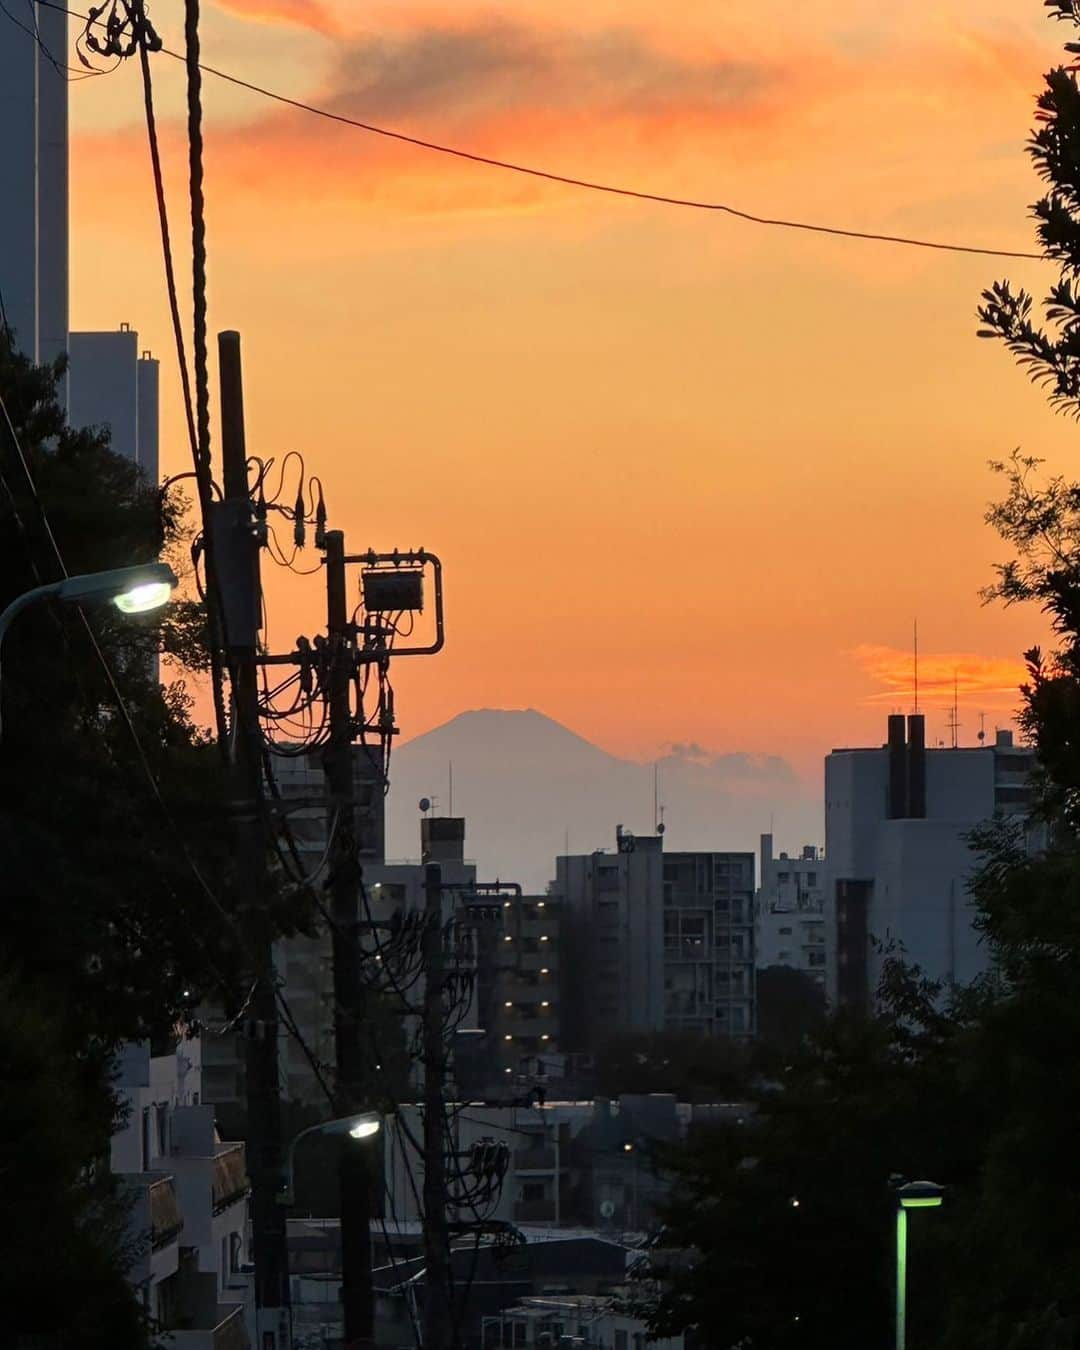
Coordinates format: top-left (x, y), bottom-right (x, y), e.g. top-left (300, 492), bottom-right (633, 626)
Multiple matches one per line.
top-left (555, 827), bottom-right (755, 1048)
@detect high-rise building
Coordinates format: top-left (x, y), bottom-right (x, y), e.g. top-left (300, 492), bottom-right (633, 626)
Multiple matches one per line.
top-left (826, 714), bottom-right (1038, 1009)
top-left (0, 8), bottom-right (68, 369)
top-left (68, 326), bottom-right (160, 481)
top-left (754, 834), bottom-right (828, 989)
top-left (1, 16), bottom-right (162, 471)
top-left (457, 886), bottom-right (563, 1092)
top-left (555, 826), bottom-right (755, 1048)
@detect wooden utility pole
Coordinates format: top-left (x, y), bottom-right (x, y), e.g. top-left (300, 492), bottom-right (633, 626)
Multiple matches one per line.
top-left (323, 529), bottom-right (375, 1348)
top-left (421, 862), bottom-right (452, 1349)
top-left (217, 330), bottom-right (291, 1350)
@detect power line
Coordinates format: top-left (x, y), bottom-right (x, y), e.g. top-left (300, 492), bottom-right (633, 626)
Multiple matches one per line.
top-left (0, 384), bottom-right (336, 1107)
top-left (40, 0), bottom-right (1048, 262)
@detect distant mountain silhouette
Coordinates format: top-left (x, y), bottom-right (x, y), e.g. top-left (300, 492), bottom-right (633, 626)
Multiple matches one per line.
top-left (386, 709), bottom-right (822, 891)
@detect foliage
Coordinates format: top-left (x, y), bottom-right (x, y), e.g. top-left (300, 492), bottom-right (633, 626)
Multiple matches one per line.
top-left (754, 966), bottom-right (827, 1054)
top-left (642, 10), bottom-right (1080, 1338)
top-left (0, 335), bottom-right (313, 1340)
top-left (593, 1030), bottom-right (751, 1103)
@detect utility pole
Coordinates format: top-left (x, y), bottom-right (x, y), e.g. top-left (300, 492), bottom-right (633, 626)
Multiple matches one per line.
top-left (216, 330), bottom-right (291, 1350)
top-left (323, 528), bottom-right (375, 1348)
top-left (422, 862), bottom-right (452, 1349)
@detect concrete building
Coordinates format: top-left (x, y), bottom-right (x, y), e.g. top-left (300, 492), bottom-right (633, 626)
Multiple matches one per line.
top-left (111, 1037), bottom-right (254, 1347)
top-left (0, 6), bottom-right (68, 369)
top-left (68, 327), bottom-right (160, 481)
top-left (201, 745), bottom-right (387, 1118)
top-left (826, 714), bottom-right (1038, 1008)
top-left (754, 834), bottom-right (828, 989)
top-left (384, 1094), bottom-right (734, 1238)
top-left (554, 827), bottom-right (755, 1048)
top-left (456, 885), bottom-right (564, 1093)
top-left (482, 1295), bottom-right (686, 1350)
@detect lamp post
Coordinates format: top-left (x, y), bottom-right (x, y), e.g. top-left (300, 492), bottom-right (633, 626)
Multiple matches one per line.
top-left (895, 1179), bottom-right (944, 1350)
top-left (276, 1112), bottom-right (382, 1208)
top-left (0, 561), bottom-right (178, 735)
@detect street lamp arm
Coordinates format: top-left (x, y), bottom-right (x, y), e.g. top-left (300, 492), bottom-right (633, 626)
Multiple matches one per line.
top-left (0, 580), bottom-right (64, 649)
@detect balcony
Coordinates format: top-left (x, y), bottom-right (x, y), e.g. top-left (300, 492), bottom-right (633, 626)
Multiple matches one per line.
top-left (168, 1304), bottom-right (250, 1350)
top-left (212, 1144), bottom-right (249, 1214)
top-left (663, 939), bottom-right (711, 961)
top-left (149, 1174), bottom-right (184, 1250)
top-left (515, 1147), bottom-right (557, 1171)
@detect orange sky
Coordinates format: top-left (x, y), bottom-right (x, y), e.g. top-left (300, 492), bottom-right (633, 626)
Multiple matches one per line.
top-left (67, 0), bottom-right (1078, 779)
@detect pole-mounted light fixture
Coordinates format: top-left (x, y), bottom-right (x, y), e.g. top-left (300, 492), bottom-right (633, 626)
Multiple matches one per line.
top-left (277, 1112), bottom-right (382, 1206)
top-left (894, 1179), bottom-right (944, 1350)
top-left (0, 562), bottom-right (179, 736)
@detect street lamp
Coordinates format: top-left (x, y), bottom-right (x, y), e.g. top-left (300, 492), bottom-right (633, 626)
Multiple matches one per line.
top-left (0, 562), bottom-right (179, 734)
top-left (277, 1111), bottom-right (382, 1206)
top-left (895, 1179), bottom-right (944, 1350)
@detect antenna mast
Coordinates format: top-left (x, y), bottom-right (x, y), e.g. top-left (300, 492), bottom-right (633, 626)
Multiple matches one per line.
top-left (914, 619), bottom-right (919, 714)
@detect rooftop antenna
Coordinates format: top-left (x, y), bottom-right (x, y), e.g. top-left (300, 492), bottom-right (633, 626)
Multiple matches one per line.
top-left (947, 670), bottom-right (960, 749)
top-left (914, 619), bottom-right (919, 714)
top-left (448, 761), bottom-right (453, 817)
top-left (978, 712), bottom-right (986, 745)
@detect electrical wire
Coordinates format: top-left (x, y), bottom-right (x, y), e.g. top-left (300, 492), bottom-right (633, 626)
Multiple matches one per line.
top-left (0, 388), bottom-right (337, 1110)
top-left (38, 0), bottom-right (1049, 263)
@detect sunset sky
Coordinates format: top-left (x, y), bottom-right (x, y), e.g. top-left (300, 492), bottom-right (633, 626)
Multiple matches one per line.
top-left (67, 0), bottom-right (1080, 782)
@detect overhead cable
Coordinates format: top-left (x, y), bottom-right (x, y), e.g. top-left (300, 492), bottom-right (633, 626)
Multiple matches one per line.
top-left (37, 0), bottom-right (1047, 262)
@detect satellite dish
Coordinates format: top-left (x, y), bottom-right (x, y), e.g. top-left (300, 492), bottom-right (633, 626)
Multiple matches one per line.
top-left (418, 797), bottom-right (431, 813)
top-left (600, 1200), bottom-right (616, 1219)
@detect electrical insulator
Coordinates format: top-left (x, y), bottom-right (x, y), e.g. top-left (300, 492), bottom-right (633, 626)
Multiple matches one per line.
top-left (314, 486), bottom-right (327, 550)
top-left (293, 491), bottom-right (306, 548)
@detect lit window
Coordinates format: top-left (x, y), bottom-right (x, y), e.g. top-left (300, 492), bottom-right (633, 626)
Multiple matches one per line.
top-left (540, 935), bottom-right (549, 942)
top-left (505, 1001), bottom-right (513, 1008)
top-left (541, 1001), bottom-right (550, 1007)
top-left (504, 936), bottom-right (512, 942)
top-left (540, 967), bottom-right (549, 975)
top-left (504, 1034), bottom-right (513, 1041)
top-left (537, 901), bottom-right (545, 908)
top-left (541, 1034), bottom-right (549, 1041)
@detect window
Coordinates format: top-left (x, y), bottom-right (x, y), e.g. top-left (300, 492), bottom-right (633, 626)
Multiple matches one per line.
top-left (615, 1333), bottom-right (629, 1350)
top-left (597, 865), bottom-right (620, 892)
top-left (521, 1182), bottom-right (545, 1202)
top-left (809, 951), bottom-right (826, 967)
top-left (777, 871), bottom-right (790, 883)
top-left (807, 871), bottom-right (818, 886)
top-left (778, 926), bottom-right (792, 935)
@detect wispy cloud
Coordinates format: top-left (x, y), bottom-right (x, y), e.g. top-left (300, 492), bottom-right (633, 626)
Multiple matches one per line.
top-left (211, 0), bottom-right (342, 36)
top-left (851, 645), bottom-right (1027, 707)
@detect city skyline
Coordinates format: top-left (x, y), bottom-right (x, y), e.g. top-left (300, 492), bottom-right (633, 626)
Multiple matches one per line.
top-left (66, 0), bottom-right (1063, 777)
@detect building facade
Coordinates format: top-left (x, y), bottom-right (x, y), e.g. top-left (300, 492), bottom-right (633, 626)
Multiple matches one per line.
top-left (754, 834), bottom-right (828, 989)
top-left (111, 1037), bottom-right (254, 1347)
top-left (68, 327), bottom-right (160, 481)
top-left (0, 7), bottom-right (68, 369)
top-left (555, 827), bottom-right (755, 1048)
top-left (826, 714), bottom-right (1038, 1008)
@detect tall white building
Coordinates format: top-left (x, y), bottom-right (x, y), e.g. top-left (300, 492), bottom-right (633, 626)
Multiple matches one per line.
top-left (555, 827), bottom-right (755, 1046)
top-left (826, 714), bottom-right (1037, 1008)
top-left (0, 6), bottom-right (68, 368)
top-left (754, 834), bottom-right (828, 989)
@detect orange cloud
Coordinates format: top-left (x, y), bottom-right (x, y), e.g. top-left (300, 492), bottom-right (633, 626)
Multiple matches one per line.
top-left (851, 645), bottom-right (1028, 707)
top-left (210, 0), bottom-right (342, 36)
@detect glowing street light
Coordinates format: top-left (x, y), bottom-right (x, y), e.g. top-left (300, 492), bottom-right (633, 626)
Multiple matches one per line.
top-left (0, 562), bottom-right (178, 735)
top-left (895, 1179), bottom-right (944, 1350)
top-left (277, 1112), bottom-right (382, 1206)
